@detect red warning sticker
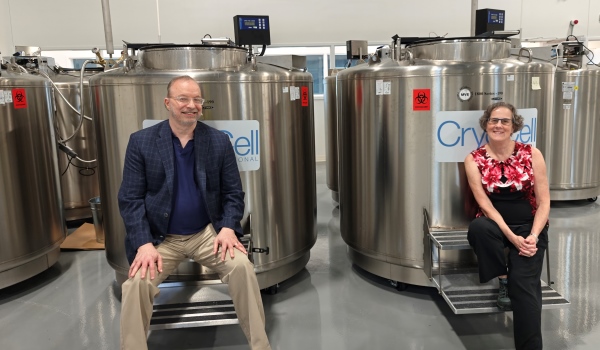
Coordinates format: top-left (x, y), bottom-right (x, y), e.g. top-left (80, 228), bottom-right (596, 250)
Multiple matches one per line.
top-left (12, 88), bottom-right (28, 109)
top-left (413, 89), bottom-right (430, 111)
top-left (301, 86), bottom-right (309, 107)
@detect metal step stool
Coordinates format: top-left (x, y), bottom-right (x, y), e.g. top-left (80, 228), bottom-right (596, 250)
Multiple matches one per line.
top-left (424, 208), bottom-right (570, 314)
top-left (149, 237), bottom-right (253, 330)
top-left (150, 282), bottom-right (239, 330)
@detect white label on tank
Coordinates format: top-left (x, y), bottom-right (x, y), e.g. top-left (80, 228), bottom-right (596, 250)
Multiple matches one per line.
top-left (283, 87), bottom-right (289, 93)
top-left (4, 90), bottom-right (12, 103)
top-left (376, 80), bottom-right (383, 95)
top-left (0, 90), bottom-right (5, 104)
top-left (507, 75), bottom-right (515, 81)
top-left (142, 119), bottom-right (260, 171)
top-left (563, 104), bottom-right (571, 110)
top-left (434, 108), bottom-right (538, 162)
top-left (532, 77), bottom-right (541, 90)
top-left (563, 91), bottom-right (573, 100)
top-left (383, 82), bottom-right (391, 95)
top-left (290, 86), bottom-right (299, 101)
top-left (562, 82), bottom-right (575, 92)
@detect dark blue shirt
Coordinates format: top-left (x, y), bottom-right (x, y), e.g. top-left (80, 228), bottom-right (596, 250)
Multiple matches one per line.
top-left (167, 134), bottom-right (211, 235)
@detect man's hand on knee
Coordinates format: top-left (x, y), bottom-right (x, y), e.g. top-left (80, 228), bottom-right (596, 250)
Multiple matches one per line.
top-left (213, 228), bottom-right (246, 262)
top-left (129, 243), bottom-right (163, 280)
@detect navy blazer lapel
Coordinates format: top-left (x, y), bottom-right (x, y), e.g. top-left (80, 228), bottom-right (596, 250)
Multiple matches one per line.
top-left (195, 122), bottom-right (209, 194)
top-left (157, 121), bottom-right (175, 196)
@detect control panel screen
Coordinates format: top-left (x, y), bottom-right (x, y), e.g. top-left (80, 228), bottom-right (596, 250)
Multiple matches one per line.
top-left (233, 15), bottom-right (271, 46)
top-left (488, 11), bottom-right (504, 24)
top-left (238, 16), bottom-right (269, 30)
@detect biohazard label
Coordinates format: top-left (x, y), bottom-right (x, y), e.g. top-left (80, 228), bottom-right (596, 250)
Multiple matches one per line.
top-left (12, 88), bottom-right (27, 109)
top-left (413, 89), bottom-right (430, 111)
top-left (301, 86), bottom-right (309, 107)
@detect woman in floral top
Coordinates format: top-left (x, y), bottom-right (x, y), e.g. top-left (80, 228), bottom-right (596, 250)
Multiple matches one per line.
top-left (465, 102), bottom-right (550, 350)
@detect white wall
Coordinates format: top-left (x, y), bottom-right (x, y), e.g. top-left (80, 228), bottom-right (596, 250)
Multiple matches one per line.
top-left (5, 0), bottom-right (599, 52)
top-left (0, 0), bottom-right (14, 57)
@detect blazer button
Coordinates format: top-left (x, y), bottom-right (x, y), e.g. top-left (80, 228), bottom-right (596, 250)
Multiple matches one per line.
top-left (164, 213), bottom-right (169, 218)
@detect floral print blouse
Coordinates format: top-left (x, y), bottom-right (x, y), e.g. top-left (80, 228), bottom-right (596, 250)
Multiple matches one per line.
top-left (471, 142), bottom-right (538, 224)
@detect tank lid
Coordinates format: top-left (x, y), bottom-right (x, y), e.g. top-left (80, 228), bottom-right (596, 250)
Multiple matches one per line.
top-left (407, 37), bottom-right (511, 61)
top-left (138, 45), bottom-right (248, 70)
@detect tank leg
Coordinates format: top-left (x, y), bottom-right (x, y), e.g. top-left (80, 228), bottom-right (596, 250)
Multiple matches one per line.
top-left (588, 197), bottom-right (598, 202)
top-left (262, 284), bottom-right (278, 295)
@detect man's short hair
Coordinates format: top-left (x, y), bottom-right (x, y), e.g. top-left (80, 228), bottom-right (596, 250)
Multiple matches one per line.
top-left (166, 76), bottom-right (199, 97)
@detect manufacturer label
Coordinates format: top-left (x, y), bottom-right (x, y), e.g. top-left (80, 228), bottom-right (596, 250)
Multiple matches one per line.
top-left (562, 82), bottom-right (575, 92)
top-left (290, 86), bottom-right (300, 101)
top-left (0, 90), bottom-right (5, 104)
top-left (413, 89), bottom-right (430, 111)
top-left (457, 86), bottom-right (473, 102)
top-left (376, 80), bottom-right (383, 95)
top-left (4, 90), bottom-right (13, 103)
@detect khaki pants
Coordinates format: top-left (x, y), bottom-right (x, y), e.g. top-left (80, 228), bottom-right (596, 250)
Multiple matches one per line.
top-left (120, 224), bottom-right (271, 350)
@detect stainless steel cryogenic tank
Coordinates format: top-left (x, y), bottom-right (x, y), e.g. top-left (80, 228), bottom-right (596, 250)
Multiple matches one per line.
top-left (51, 68), bottom-right (101, 221)
top-left (90, 44), bottom-right (317, 288)
top-left (324, 70), bottom-right (341, 202)
top-left (0, 67), bottom-right (66, 289)
top-left (548, 65), bottom-right (600, 201)
top-left (337, 38), bottom-right (554, 286)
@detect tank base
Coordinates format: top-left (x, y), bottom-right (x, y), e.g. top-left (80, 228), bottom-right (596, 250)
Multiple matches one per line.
top-left (0, 246), bottom-right (61, 289)
top-left (255, 251), bottom-right (310, 289)
top-left (550, 187), bottom-right (600, 201)
top-left (348, 247), bottom-right (432, 287)
top-left (64, 206), bottom-right (93, 222)
top-left (114, 251), bottom-right (311, 290)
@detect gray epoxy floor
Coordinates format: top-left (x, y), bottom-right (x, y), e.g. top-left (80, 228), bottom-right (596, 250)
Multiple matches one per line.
top-left (1, 163), bottom-right (600, 350)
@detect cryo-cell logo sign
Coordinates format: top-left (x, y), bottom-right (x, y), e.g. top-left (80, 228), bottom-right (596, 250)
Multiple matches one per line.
top-left (203, 120), bottom-right (259, 171)
top-left (142, 119), bottom-right (260, 171)
top-left (435, 109), bottom-right (537, 162)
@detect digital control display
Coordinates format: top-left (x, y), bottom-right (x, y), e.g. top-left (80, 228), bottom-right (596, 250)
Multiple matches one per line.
top-left (488, 11), bottom-right (504, 24)
top-left (233, 15), bottom-right (271, 46)
top-left (239, 16), bottom-right (269, 30)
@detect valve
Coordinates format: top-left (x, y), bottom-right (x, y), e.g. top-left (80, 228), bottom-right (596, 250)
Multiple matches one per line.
top-left (91, 47), bottom-right (106, 66)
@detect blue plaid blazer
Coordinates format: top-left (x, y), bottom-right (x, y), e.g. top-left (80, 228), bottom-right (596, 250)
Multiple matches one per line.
top-left (118, 120), bottom-right (245, 264)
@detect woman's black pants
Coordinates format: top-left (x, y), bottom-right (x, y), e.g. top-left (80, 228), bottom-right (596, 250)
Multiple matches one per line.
top-left (467, 216), bottom-right (548, 350)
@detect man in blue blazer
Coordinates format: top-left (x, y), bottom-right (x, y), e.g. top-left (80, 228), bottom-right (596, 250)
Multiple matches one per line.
top-left (118, 75), bottom-right (271, 350)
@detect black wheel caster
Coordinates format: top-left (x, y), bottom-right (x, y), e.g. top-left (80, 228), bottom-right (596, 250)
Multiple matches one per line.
top-left (395, 282), bottom-right (408, 291)
top-left (262, 284), bottom-right (278, 295)
top-left (389, 280), bottom-right (408, 291)
top-left (588, 197), bottom-right (598, 202)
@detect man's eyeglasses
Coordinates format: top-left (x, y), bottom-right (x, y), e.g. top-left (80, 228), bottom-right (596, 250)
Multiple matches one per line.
top-left (171, 96), bottom-right (205, 105)
top-left (487, 118), bottom-right (512, 126)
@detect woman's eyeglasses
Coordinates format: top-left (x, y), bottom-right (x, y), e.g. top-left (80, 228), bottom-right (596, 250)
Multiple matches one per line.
top-left (487, 118), bottom-right (512, 125)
